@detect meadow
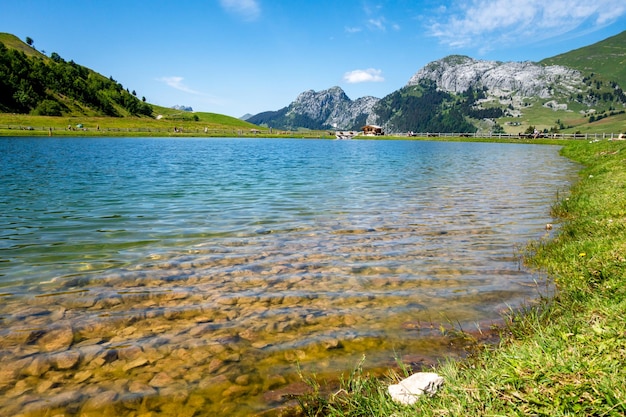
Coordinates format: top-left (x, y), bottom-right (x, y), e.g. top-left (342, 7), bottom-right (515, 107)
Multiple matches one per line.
top-left (2, 110), bottom-right (623, 140)
top-left (0, 110), bottom-right (339, 139)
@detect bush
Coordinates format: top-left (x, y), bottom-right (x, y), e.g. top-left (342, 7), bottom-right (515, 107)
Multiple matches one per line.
top-left (31, 99), bottom-right (63, 116)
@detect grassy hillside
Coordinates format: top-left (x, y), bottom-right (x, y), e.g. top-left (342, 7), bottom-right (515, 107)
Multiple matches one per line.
top-left (0, 33), bottom-right (154, 117)
top-left (496, 97), bottom-right (626, 135)
top-left (541, 30), bottom-right (626, 85)
top-left (0, 32), bottom-right (275, 134)
top-left (0, 33), bottom-right (45, 58)
top-left (0, 111), bottom-right (271, 137)
top-left (519, 30), bottom-right (626, 135)
top-left (414, 33), bottom-right (626, 136)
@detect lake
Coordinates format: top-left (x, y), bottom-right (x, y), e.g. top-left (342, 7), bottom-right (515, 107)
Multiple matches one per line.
top-left (0, 137), bottom-right (579, 416)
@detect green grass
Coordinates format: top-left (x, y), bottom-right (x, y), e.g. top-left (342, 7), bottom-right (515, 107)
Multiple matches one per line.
top-left (0, 32), bottom-right (45, 58)
top-left (496, 97), bottom-right (626, 135)
top-left (0, 113), bottom-right (335, 138)
top-left (292, 138), bottom-right (626, 417)
top-left (541, 30), bottom-right (626, 86)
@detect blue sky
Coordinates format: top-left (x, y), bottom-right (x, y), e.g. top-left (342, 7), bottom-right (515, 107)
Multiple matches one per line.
top-left (2, 0), bottom-right (625, 117)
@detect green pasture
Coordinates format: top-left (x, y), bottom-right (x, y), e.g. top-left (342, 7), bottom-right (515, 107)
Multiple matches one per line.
top-left (0, 112), bottom-right (334, 138)
top-left (498, 98), bottom-right (625, 135)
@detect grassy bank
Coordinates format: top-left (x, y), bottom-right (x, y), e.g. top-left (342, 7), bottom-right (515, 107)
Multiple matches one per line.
top-left (294, 139), bottom-right (626, 416)
top-left (0, 113), bottom-right (336, 139)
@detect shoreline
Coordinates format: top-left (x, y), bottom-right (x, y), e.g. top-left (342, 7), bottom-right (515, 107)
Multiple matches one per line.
top-left (0, 129), bottom-right (600, 147)
top-left (295, 138), bottom-right (626, 416)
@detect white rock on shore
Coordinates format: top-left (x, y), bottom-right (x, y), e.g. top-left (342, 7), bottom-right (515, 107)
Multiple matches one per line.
top-left (388, 372), bottom-right (444, 405)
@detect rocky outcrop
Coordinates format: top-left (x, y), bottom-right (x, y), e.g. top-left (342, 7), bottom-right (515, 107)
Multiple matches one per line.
top-left (287, 87), bottom-right (379, 129)
top-left (407, 55), bottom-right (583, 99)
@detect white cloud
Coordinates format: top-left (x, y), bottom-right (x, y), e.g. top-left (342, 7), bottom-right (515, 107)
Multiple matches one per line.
top-left (367, 18), bottom-right (386, 31)
top-left (157, 76), bottom-right (201, 95)
top-left (219, 0), bottom-right (261, 21)
top-left (343, 69), bottom-right (385, 84)
top-left (429, 0), bottom-right (626, 50)
top-left (345, 26), bottom-right (362, 34)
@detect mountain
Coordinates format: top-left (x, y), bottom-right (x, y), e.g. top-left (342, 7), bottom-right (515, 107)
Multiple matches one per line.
top-left (0, 33), bottom-right (153, 117)
top-left (171, 105), bottom-right (194, 112)
top-left (247, 86), bottom-right (379, 130)
top-left (387, 56), bottom-right (584, 132)
top-left (251, 30), bottom-right (626, 134)
top-left (407, 55), bottom-right (582, 99)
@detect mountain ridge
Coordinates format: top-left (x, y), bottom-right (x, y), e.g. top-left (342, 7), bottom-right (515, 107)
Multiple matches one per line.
top-left (250, 30), bottom-right (626, 134)
top-left (407, 55), bottom-right (583, 98)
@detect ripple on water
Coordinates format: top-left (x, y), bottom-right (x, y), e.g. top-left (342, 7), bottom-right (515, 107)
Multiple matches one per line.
top-left (0, 138), bottom-right (578, 416)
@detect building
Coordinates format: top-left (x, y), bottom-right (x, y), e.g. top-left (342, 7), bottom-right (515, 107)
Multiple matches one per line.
top-left (361, 125), bottom-right (384, 136)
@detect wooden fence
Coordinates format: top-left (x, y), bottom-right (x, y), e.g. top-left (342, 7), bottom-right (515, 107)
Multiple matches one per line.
top-left (406, 132), bottom-right (625, 140)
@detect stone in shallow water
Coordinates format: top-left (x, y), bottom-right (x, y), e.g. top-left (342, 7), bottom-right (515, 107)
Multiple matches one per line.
top-left (388, 372), bottom-right (444, 405)
top-left (37, 324), bottom-right (74, 352)
top-left (123, 357), bottom-right (149, 372)
top-left (149, 371), bottom-right (175, 388)
top-left (52, 350), bottom-right (82, 369)
top-left (23, 355), bottom-right (51, 377)
top-left (81, 389), bottom-right (118, 411)
top-left (221, 383), bottom-right (250, 399)
top-left (73, 369), bottom-right (93, 383)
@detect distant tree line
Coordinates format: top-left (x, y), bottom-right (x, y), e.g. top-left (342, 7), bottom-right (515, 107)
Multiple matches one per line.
top-left (0, 41), bottom-right (152, 117)
top-left (589, 109), bottom-right (625, 123)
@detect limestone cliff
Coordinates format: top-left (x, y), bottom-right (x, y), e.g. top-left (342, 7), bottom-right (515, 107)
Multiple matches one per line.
top-left (407, 55), bottom-right (583, 111)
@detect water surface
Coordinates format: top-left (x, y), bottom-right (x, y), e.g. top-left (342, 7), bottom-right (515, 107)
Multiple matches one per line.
top-left (0, 137), bottom-right (578, 416)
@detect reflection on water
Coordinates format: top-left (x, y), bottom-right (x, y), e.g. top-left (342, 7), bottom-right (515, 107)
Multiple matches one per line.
top-left (0, 138), bottom-right (578, 416)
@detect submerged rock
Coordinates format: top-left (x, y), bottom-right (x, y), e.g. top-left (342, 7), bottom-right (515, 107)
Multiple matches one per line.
top-left (36, 323), bottom-right (74, 352)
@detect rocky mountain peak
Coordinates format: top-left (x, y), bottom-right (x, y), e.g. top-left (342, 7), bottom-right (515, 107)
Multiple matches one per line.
top-left (407, 55), bottom-right (583, 99)
top-left (287, 86), bottom-right (379, 129)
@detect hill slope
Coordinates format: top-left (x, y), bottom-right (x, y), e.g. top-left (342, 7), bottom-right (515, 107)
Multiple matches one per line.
top-left (0, 33), bottom-right (153, 117)
top-left (0, 33), bottom-right (46, 58)
top-left (541, 30), bottom-right (626, 85)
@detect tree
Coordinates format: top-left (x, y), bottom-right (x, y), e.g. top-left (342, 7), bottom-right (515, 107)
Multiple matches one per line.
top-left (50, 52), bottom-right (64, 63)
top-left (25, 37), bottom-right (34, 46)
